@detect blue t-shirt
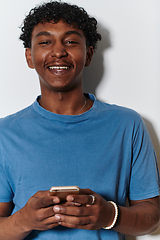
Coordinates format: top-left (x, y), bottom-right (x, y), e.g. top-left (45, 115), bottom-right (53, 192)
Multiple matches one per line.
top-left (0, 94), bottom-right (159, 240)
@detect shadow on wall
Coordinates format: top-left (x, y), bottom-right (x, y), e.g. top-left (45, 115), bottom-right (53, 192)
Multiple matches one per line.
top-left (125, 236), bottom-right (136, 240)
top-left (142, 118), bottom-right (160, 236)
top-left (125, 123), bottom-right (160, 240)
top-left (83, 22), bottom-right (160, 240)
top-left (143, 118), bottom-right (160, 170)
top-left (83, 22), bottom-right (111, 95)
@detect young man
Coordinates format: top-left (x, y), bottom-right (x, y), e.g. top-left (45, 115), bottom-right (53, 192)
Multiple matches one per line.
top-left (0, 1), bottom-right (159, 240)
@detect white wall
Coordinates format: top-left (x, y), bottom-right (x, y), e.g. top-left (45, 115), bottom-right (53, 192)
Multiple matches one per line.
top-left (0, 0), bottom-right (159, 239)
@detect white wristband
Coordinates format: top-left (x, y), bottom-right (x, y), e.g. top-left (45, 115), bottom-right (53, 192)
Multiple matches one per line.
top-left (103, 201), bottom-right (119, 230)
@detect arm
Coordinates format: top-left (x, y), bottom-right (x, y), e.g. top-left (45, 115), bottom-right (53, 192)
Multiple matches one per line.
top-left (53, 188), bottom-right (160, 236)
top-left (0, 191), bottom-right (60, 240)
top-left (115, 196), bottom-right (160, 236)
top-left (0, 202), bottom-right (31, 240)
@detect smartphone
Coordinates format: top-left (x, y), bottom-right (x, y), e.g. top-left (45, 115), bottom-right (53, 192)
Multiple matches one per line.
top-left (49, 186), bottom-right (80, 202)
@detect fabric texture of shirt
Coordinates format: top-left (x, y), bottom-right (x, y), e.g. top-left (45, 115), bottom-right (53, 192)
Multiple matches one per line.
top-left (0, 94), bottom-right (159, 240)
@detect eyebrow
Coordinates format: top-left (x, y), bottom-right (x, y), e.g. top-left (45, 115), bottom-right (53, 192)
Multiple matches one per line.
top-left (65, 31), bottom-right (82, 38)
top-left (35, 30), bottom-right (82, 38)
top-left (36, 31), bottom-right (51, 38)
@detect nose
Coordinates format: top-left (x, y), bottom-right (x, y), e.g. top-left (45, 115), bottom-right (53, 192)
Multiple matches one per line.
top-left (51, 42), bottom-right (67, 58)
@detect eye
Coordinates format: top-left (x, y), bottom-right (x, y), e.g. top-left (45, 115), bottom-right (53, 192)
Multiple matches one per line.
top-left (39, 41), bottom-right (51, 45)
top-left (66, 40), bottom-right (79, 45)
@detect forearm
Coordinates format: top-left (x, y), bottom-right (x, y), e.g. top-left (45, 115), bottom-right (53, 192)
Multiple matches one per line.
top-left (114, 200), bottom-right (160, 236)
top-left (0, 192), bottom-right (60, 239)
top-left (0, 212), bottom-right (31, 240)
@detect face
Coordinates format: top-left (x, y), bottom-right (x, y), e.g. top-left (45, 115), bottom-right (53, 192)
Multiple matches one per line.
top-left (25, 20), bottom-right (94, 94)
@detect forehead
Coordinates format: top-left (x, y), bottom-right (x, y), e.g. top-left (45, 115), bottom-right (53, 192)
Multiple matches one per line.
top-left (31, 20), bottom-right (85, 40)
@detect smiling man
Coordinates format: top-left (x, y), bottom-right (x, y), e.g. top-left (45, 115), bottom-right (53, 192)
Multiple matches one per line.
top-left (25, 20), bottom-right (94, 114)
top-left (0, 1), bottom-right (159, 240)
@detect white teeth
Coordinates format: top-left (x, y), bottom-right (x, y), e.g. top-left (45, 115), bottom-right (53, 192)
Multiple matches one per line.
top-left (48, 66), bottom-right (69, 70)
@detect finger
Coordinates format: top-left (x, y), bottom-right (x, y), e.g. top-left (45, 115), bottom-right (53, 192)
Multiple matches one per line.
top-left (58, 221), bottom-right (94, 230)
top-left (34, 190), bottom-right (60, 203)
top-left (79, 188), bottom-right (94, 195)
top-left (33, 206), bottom-right (65, 231)
top-left (66, 194), bottom-right (96, 206)
top-left (32, 195), bottom-right (60, 209)
top-left (53, 205), bottom-right (91, 217)
top-left (36, 206), bottom-right (56, 222)
top-left (55, 214), bottom-right (91, 226)
top-left (25, 206), bottom-right (60, 231)
top-left (34, 216), bottom-right (60, 231)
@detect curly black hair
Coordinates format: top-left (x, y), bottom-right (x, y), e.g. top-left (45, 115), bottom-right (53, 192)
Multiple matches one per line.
top-left (19, 1), bottom-right (101, 51)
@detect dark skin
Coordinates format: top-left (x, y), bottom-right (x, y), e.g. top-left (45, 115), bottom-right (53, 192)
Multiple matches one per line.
top-left (0, 190), bottom-right (159, 239)
top-left (0, 20), bottom-right (159, 239)
top-left (25, 21), bottom-right (94, 115)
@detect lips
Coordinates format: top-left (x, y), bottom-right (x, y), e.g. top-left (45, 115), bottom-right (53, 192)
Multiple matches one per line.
top-left (48, 66), bottom-right (70, 70)
top-left (46, 64), bottom-right (72, 76)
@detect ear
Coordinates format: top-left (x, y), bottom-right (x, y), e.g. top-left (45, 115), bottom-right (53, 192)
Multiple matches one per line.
top-left (85, 46), bottom-right (94, 67)
top-left (25, 48), bottom-right (34, 69)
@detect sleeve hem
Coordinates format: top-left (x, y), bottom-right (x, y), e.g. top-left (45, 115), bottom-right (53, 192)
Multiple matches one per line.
top-left (129, 189), bottom-right (160, 201)
top-left (0, 197), bottom-right (13, 203)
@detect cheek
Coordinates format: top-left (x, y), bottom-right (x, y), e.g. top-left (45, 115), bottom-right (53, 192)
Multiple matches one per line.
top-left (77, 56), bottom-right (87, 70)
top-left (31, 49), bottom-right (49, 67)
top-left (72, 50), bottom-right (87, 68)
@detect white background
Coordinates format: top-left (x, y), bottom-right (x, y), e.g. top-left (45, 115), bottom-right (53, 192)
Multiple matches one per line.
top-left (0, 0), bottom-right (160, 239)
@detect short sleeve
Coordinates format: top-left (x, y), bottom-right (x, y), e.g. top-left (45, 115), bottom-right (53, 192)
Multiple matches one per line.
top-left (129, 119), bottom-right (160, 200)
top-left (0, 160), bottom-right (14, 202)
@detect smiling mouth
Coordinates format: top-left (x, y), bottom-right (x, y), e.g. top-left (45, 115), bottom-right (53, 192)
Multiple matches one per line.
top-left (48, 66), bottom-right (70, 70)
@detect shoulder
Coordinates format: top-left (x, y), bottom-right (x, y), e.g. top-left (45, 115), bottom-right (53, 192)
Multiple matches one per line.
top-left (0, 104), bottom-right (34, 130)
top-left (95, 98), bottom-right (142, 125)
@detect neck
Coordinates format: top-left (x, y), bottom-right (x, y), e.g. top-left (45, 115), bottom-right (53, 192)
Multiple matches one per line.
top-left (38, 91), bottom-right (92, 115)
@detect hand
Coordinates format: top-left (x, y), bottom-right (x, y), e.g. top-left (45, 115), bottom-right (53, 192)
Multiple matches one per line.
top-left (16, 190), bottom-right (61, 232)
top-left (53, 188), bottom-right (115, 230)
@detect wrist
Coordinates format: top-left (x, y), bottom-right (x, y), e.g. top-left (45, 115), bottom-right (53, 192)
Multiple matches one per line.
top-left (14, 208), bottom-right (32, 234)
top-left (103, 201), bottom-right (119, 230)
